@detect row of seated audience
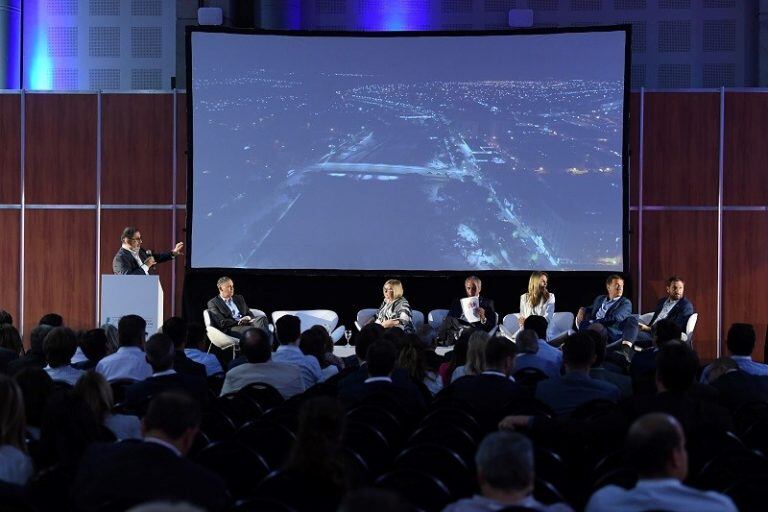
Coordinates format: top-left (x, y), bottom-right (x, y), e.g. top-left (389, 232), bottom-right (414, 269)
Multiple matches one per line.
top-left (0, 306), bottom-right (766, 511)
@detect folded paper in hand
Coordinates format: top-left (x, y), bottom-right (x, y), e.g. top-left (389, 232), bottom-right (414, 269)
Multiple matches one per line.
top-left (461, 296), bottom-right (480, 323)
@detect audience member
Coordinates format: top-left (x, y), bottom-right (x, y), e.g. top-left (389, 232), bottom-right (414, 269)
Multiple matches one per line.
top-left (13, 367), bottom-right (53, 440)
top-left (585, 413), bottom-right (737, 512)
top-left (100, 323), bottom-right (119, 355)
top-left (0, 375), bottom-right (34, 485)
top-left (338, 323), bottom-right (412, 391)
top-left (442, 431), bottom-right (572, 512)
top-left (452, 330), bottom-right (489, 381)
top-left (300, 326), bottom-right (339, 381)
top-left (73, 392), bottom-right (229, 511)
top-left (272, 314), bottom-right (323, 388)
top-left (514, 328), bottom-right (560, 379)
top-left (39, 313), bottom-right (64, 328)
top-left (0, 324), bottom-right (21, 373)
top-left (183, 322), bottom-right (222, 376)
top-left (72, 328), bottom-right (109, 370)
top-left (440, 329), bottom-right (471, 386)
top-left (43, 326), bottom-right (85, 385)
top-left (220, 327), bottom-right (304, 398)
top-left (161, 317), bottom-right (207, 378)
top-left (123, 333), bottom-right (209, 410)
top-left (343, 322), bottom-right (384, 371)
top-left (523, 315), bottom-right (563, 369)
top-left (629, 319), bottom-right (683, 395)
top-left (576, 274), bottom-right (633, 343)
top-left (535, 332), bottom-right (620, 417)
top-left (587, 330), bottom-right (632, 399)
top-left (705, 356), bottom-right (768, 411)
top-left (96, 315), bottom-right (152, 381)
top-left (398, 334), bottom-right (443, 396)
top-left (309, 324), bottom-right (345, 371)
top-left (724, 323), bottom-right (768, 376)
top-left (7, 324), bottom-right (52, 375)
top-left (0, 310), bottom-right (12, 326)
top-left (74, 371), bottom-right (141, 440)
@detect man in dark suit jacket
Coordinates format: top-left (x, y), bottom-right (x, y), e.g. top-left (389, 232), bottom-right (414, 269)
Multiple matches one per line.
top-left (7, 324), bottom-right (52, 375)
top-left (73, 391), bottom-right (229, 511)
top-left (206, 276), bottom-right (269, 339)
top-left (624, 276), bottom-right (695, 349)
top-left (112, 226), bottom-right (183, 275)
top-left (577, 274), bottom-right (633, 343)
top-left (161, 316), bottom-right (206, 378)
top-left (124, 333), bottom-right (209, 411)
top-left (438, 276), bottom-right (497, 343)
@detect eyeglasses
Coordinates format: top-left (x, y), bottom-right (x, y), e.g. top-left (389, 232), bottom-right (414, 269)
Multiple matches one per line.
top-left (130, 237), bottom-right (142, 242)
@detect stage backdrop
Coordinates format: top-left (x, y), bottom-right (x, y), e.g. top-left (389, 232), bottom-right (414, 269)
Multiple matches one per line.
top-left (0, 90), bottom-right (766, 361)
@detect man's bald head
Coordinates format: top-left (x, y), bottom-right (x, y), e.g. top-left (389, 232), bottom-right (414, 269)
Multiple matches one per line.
top-left (626, 413), bottom-right (687, 480)
top-left (241, 327), bottom-right (271, 364)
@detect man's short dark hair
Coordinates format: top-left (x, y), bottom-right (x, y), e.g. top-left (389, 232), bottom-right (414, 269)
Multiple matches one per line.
top-left (161, 316), bottom-right (187, 349)
top-left (120, 226), bottom-right (138, 242)
top-left (275, 315), bottom-right (301, 346)
top-left (0, 324), bottom-right (22, 354)
top-left (43, 327), bottom-right (78, 368)
top-left (39, 313), bottom-right (63, 327)
top-left (356, 323), bottom-right (384, 361)
top-left (241, 328), bottom-right (271, 364)
top-left (143, 391), bottom-right (201, 439)
top-left (605, 274), bottom-right (623, 285)
top-left (584, 330), bottom-right (606, 366)
top-left (562, 332), bottom-right (596, 368)
top-left (475, 431), bottom-right (534, 491)
top-left (118, 315), bottom-right (146, 348)
top-left (626, 413), bottom-right (683, 477)
top-left (484, 337), bottom-right (516, 369)
top-left (145, 333), bottom-right (174, 372)
top-left (79, 329), bottom-right (108, 363)
top-left (516, 329), bottom-right (539, 355)
top-left (726, 323), bottom-right (756, 356)
top-left (666, 276), bottom-right (684, 286)
top-left (653, 319), bottom-right (683, 347)
top-left (0, 309), bottom-right (12, 326)
top-left (366, 340), bottom-right (397, 377)
top-left (522, 315), bottom-right (548, 340)
top-left (656, 342), bottom-right (699, 392)
top-left (29, 324), bottom-right (54, 354)
top-left (186, 322), bottom-right (207, 351)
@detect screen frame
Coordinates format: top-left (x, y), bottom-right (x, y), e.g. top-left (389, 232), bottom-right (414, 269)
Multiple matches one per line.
top-left (185, 24), bottom-right (632, 277)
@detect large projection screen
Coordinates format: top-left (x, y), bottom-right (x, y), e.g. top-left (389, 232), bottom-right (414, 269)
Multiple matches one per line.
top-left (189, 28), bottom-right (628, 271)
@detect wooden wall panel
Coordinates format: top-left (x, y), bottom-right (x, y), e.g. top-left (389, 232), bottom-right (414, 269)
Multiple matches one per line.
top-left (23, 210), bottom-right (96, 336)
top-left (628, 209), bottom-right (638, 302)
top-left (99, 210), bottom-right (174, 320)
top-left (628, 92), bottom-right (640, 207)
top-left (641, 211), bottom-right (719, 360)
top-left (642, 93), bottom-right (720, 206)
top-left (25, 94), bottom-right (97, 204)
top-left (101, 94), bottom-right (174, 204)
top-left (175, 209), bottom-right (187, 316)
top-left (0, 95), bottom-right (21, 204)
top-left (0, 211), bottom-right (20, 327)
top-left (722, 212), bottom-right (768, 360)
top-left (177, 93), bottom-right (188, 205)
top-left (723, 93), bottom-right (768, 206)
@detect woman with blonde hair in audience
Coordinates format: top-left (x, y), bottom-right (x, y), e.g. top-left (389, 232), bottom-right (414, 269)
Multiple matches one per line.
top-left (452, 330), bottom-right (490, 382)
top-left (517, 271), bottom-right (556, 338)
top-left (73, 371), bottom-right (141, 440)
top-left (0, 374), bottom-right (34, 485)
top-left (374, 279), bottom-right (414, 334)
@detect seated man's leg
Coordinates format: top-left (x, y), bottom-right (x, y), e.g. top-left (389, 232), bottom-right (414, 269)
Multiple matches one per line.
top-left (436, 316), bottom-right (466, 345)
top-left (621, 316), bottom-right (639, 344)
top-left (228, 325), bottom-right (250, 339)
top-left (251, 314), bottom-right (270, 334)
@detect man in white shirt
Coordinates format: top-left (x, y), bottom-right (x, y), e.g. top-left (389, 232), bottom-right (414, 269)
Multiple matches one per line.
top-left (96, 314), bottom-right (152, 382)
top-left (586, 413), bottom-right (737, 512)
top-left (272, 314), bottom-right (322, 389)
top-left (221, 327), bottom-right (305, 398)
top-left (42, 326), bottom-right (84, 386)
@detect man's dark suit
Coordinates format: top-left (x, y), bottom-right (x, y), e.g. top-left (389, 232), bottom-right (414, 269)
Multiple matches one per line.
top-left (6, 350), bottom-right (45, 375)
top-left (112, 247), bottom-right (173, 275)
top-left (124, 372), bottom-right (209, 410)
top-left (711, 371), bottom-right (768, 412)
top-left (648, 297), bottom-right (695, 330)
top-left (174, 351), bottom-right (207, 378)
top-left (73, 440), bottom-right (229, 511)
top-left (206, 295), bottom-right (269, 339)
top-left (446, 373), bottom-right (531, 432)
top-left (446, 296), bottom-right (497, 332)
top-left (579, 295), bottom-right (633, 342)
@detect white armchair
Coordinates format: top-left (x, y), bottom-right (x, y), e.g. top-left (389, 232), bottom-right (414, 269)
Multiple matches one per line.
top-left (271, 309), bottom-right (346, 342)
top-left (427, 309), bottom-right (449, 331)
top-left (354, 308), bottom-right (379, 331)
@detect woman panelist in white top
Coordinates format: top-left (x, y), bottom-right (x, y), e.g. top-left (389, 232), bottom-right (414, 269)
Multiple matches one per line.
top-left (518, 271), bottom-right (556, 339)
top-left (375, 279), bottom-right (414, 334)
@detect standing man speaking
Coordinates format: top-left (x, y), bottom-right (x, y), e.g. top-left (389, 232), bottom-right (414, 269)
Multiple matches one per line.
top-left (113, 226), bottom-right (184, 275)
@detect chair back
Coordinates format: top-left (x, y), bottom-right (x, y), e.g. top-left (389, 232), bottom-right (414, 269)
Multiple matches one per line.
top-left (428, 309), bottom-right (449, 330)
top-left (684, 313), bottom-right (698, 345)
top-left (551, 312), bottom-right (574, 336)
top-left (411, 309), bottom-right (425, 330)
top-left (194, 440), bottom-right (270, 497)
top-left (272, 309), bottom-right (338, 333)
top-left (355, 308), bottom-right (378, 330)
top-left (203, 309), bottom-right (239, 351)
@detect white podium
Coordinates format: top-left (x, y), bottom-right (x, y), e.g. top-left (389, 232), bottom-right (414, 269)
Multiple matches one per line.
top-left (101, 275), bottom-right (164, 333)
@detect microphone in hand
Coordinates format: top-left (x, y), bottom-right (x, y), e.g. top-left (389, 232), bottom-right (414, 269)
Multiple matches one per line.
top-left (144, 250), bottom-right (157, 268)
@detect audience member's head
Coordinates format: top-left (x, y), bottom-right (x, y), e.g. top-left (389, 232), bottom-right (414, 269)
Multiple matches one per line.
top-left (118, 314), bottom-right (147, 348)
top-left (0, 375), bottom-right (27, 452)
top-left (0, 324), bottom-right (22, 355)
top-left (300, 327), bottom-right (328, 368)
top-left (448, 330), bottom-right (473, 374)
top-left (0, 309), bottom-right (13, 326)
top-left (516, 329), bottom-right (539, 355)
top-left (275, 314), bottom-right (301, 346)
top-left (656, 342), bottom-right (699, 392)
top-left (484, 337), bottom-right (516, 375)
top-left (523, 315), bottom-right (548, 340)
top-left (310, 324), bottom-right (334, 354)
top-left (584, 330), bottom-right (607, 367)
top-left (39, 313), bottom-right (63, 328)
top-left (161, 316), bottom-right (188, 350)
top-left (397, 334), bottom-right (427, 382)
top-left (73, 371), bottom-right (114, 424)
top-left (562, 332), bottom-right (596, 371)
top-left (100, 323), bottom-right (119, 354)
top-left (79, 328), bottom-right (109, 364)
top-left (366, 340), bottom-right (397, 377)
top-left (356, 323), bottom-right (384, 361)
top-left (726, 323), bottom-right (756, 357)
top-left (626, 413), bottom-right (687, 480)
top-left (28, 324), bottom-right (53, 355)
top-left (145, 333), bottom-right (175, 373)
top-left (653, 319), bottom-right (683, 347)
top-left (475, 431), bottom-right (535, 499)
top-left (186, 322), bottom-right (208, 352)
top-left (43, 326), bottom-right (78, 368)
top-left (705, 357), bottom-right (739, 384)
top-left (142, 392), bottom-right (201, 456)
top-left (13, 367), bottom-right (52, 430)
top-left (240, 328), bottom-right (271, 364)
top-left (382, 327), bottom-right (406, 350)
top-left (465, 330), bottom-right (490, 375)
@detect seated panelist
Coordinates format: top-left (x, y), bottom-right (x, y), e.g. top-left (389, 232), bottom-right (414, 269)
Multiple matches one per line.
top-left (437, 275), bottom-right (496, 343)
top-left (375, 279), bottom-right (414, 334)
top-left (206, 277), bottom-right (269, 339)
top-left (576, 274), bottom-right (633, 343)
